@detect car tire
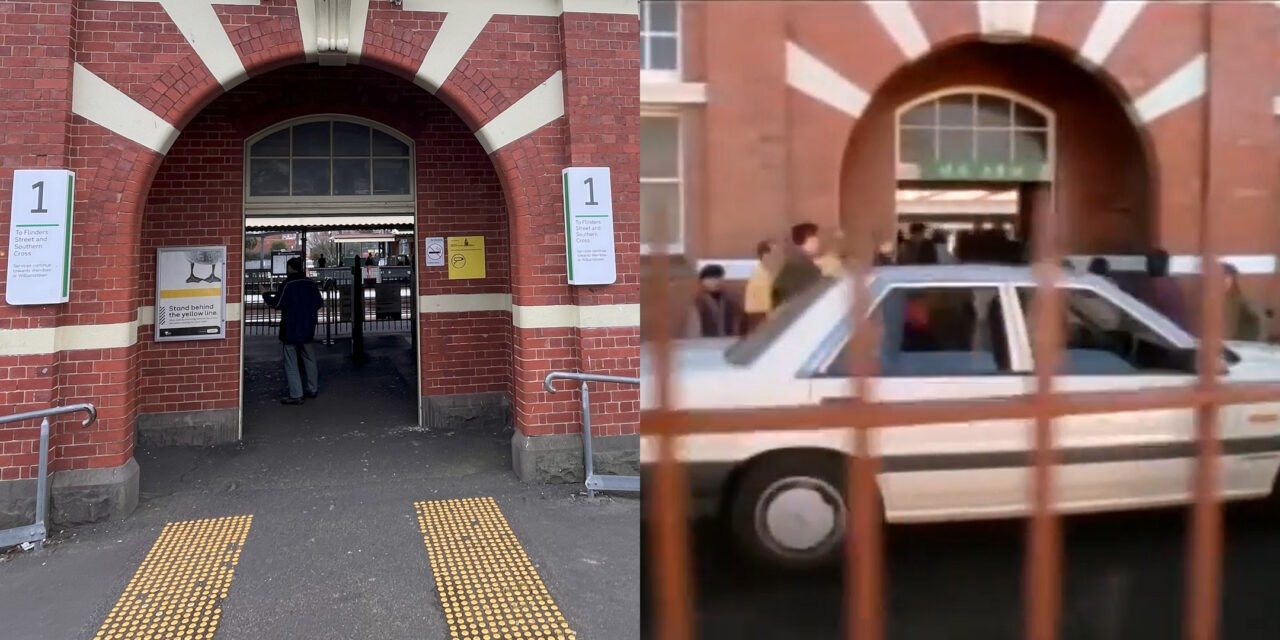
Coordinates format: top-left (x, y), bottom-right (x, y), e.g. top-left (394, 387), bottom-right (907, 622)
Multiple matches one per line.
top-left (728, 454), bottom-right (876, 571)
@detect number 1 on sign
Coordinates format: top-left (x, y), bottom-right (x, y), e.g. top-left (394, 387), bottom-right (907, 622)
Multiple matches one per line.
top-left (583, 178), bottom-right (598, 206)
top-left (30, 181), bottom-right (47, 214)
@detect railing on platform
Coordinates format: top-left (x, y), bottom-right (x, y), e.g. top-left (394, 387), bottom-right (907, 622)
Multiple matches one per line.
top-left (544, 372), bottom-right (642, 498)
top-left (0, 404), bottom-right (97, 551)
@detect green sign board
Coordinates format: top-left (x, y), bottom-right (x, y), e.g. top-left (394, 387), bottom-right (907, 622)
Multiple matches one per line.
top-left (918, 160), bottom-right (1048, 182)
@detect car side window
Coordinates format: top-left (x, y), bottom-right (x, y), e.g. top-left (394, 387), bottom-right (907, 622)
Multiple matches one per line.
top-left (823, 286), bottom-right (1010, 377)
top-left (1016, 287), bottom-right (1190, 375)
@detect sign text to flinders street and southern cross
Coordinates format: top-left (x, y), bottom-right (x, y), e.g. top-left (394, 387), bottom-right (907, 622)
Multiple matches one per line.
top-left (561, 167), bottom-right (617, 286)
top-left (5, 169), bottom-right (75, 305)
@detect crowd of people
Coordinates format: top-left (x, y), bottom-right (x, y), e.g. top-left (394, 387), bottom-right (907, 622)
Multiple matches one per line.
top-left (684, 221), bottom-right (1270, 343)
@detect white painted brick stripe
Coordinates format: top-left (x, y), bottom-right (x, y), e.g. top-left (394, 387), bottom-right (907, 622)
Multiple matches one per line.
top-left (404, 0), bottom-right (634, 17)
top-left (1078, 1), bottom-right (1147, 68)
top-left (0, 300), bottom-right (634, 356)
top-left (347, 0), bottom-right (372, 62)
top-left (865, 0), bottom-right (929, 61)
top-left (156, 0), bottom-right (250, 89)
top-left (978, 0), bottom-right (1037, 38)
top-left (1132, 53), bottom-right (1206, 124)
top-left (475, 71), bottom-right (566, 154)
top-left (71, 64), bottom-right (181, 154)
top-left (785, 41), bottom-right (870, 118)
top-left (415, 9), bottom-right (495, 93)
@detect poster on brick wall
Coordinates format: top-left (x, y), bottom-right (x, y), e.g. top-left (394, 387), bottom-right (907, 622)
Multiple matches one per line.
top-left (5, 169), bottom-right (75, 305)
top-left (156, 246), bottom-right (227, 342)
top-left (561, 167), bottom-right (617, 286)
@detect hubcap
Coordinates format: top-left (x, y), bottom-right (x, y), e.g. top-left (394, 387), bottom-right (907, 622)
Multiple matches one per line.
top-left (755, 476), bottom-right (845, 558)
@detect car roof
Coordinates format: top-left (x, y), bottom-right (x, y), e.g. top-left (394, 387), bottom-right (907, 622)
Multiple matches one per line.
top-left (867, 264), bottom-right (1110, 289)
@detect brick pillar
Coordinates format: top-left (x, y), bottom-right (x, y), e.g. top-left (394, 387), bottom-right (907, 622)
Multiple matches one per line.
top-left (508, 6), bottom-right (641, 483)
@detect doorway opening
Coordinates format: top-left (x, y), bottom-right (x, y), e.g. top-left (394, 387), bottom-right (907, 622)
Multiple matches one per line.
top-left (239, 116), bottom-right (420, 438)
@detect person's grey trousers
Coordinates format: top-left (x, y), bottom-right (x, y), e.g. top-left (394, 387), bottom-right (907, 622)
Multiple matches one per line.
top-left (282, 342), bottom-right (319, 399)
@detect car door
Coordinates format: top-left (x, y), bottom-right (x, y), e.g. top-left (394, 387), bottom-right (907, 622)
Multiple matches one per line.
top-left (1012, 285), bottom-right (1205, 510)
top-left (806, 283), bottom-right (1036, 522)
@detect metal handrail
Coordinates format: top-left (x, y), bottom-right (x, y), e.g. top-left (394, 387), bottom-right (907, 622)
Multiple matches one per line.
top-left (0, 403), bottom-right (96, 551)
top-left (544, 372), bottom-right (641, 498)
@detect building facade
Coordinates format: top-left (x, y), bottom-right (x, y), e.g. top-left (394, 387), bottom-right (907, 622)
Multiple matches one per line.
top-left (641, 1), bottom-right (1280, 304)
top-left (0, 0), bottom-right (640, 528)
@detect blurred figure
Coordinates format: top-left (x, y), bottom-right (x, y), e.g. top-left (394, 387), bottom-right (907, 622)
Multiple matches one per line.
top-left (1138, 249), bottom-right (1187, 329)
top-left (771, 222), bottom-right (826, 307)
top-left (899, 222), bottom-right (929, 264)
top-left (931, 229), bottom-right (957, 264)
top-left (874, 238), bottom-right (896, 265)
top-left (686, 264), bottom-right (744, 338)
top-left (744, 240), bottom-right (780, 331)
top-left (1087, 256), bottom-right (1111, 279)
top-left (1223, 262), bottom-right (1264, 341)
top-left (814, 228), bottom-right (845, 277)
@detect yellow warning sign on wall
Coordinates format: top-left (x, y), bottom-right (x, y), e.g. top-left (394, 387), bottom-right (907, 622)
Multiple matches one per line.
top-left (447, 236), bottom-right (485, 280)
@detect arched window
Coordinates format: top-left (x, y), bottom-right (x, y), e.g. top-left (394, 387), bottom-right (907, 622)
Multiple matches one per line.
top-left (244, 117), bottom-right (414, 217)
top-left (896, 89), bottom-right (1053, 182)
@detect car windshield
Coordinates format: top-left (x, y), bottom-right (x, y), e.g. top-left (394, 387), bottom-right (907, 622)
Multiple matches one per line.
top-left (725, 276), bottom-right (841, 366)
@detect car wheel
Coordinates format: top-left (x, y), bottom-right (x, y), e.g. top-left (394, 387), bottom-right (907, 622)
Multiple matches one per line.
top-left (729, 455), bottom-right (868, 571)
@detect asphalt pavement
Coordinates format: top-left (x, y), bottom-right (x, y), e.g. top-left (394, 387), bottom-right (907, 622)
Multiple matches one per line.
top-left (1, 335), bottom-right (639, 640)
top-left (642, 505), bottom-right (1280, 639)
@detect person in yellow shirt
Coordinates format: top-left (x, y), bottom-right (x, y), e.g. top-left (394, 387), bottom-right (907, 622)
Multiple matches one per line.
top-left (814, 228), bottom-right (846, 277)
top-left (743, 240), bottom-right (780, 331)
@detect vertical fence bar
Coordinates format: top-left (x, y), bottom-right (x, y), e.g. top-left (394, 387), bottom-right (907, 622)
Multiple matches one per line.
top-left (844, 231), bottom-right (884, 640)
top-left (1187, 3), bottom-right (1223, 639)
top-left (647, 197), bottom-right (693, 640)
top-left (1026, 181), bottom-right (1064, 640)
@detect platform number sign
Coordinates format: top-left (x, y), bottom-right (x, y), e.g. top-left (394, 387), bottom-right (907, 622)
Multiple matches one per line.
top-left (5, 169), bottom-right (75, 305)
top-left (561, 167), bottom-right (617, 286)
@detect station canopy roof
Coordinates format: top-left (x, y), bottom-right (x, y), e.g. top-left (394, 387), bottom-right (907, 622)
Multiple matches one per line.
top-left (896, 189), bottom-right (1018, 215)
top-left (245, 214), bottom-right (414, 229)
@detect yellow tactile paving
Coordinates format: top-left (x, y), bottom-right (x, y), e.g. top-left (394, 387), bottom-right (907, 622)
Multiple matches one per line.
top-left (93, 515), bottom-right (253, 640)
top-left (415, 497), bottom-right (576, 640)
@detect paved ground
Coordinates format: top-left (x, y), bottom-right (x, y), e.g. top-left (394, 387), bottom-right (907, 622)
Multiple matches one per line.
top-left (1, 335), bottom-right (639, 640)
top-left (642, 506), bottom-right (1280, 639)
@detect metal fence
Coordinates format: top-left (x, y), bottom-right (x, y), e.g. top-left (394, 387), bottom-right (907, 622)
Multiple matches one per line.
top-left (243, 267), bottom-right (415, 338)
top-left (643, 5), bottom-right (1262, 639)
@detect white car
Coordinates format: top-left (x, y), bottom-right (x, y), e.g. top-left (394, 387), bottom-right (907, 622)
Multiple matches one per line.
top-left (640, 265), bottom-right (1280, 570)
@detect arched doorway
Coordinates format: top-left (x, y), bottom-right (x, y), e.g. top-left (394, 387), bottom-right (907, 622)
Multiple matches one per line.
top-left (841, 40), bottom-right (1156, 261)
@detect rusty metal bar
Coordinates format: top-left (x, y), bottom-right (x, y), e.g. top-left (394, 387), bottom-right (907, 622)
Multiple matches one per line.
top-left (843, 234), bottom-right (884, 640)
top-left (1187, 3), bottom-right (1223, 639)
top-left (1026, 174), bottom-right (1064, 640)
top-left (646, 382), bottom-right (1280, 435)
top-left (645, 201), bottom-right (694, 640)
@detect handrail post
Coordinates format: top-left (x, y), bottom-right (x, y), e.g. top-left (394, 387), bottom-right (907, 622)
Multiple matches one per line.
top-left (33, 417), bottom-right (50, 551)
top-left (581, 380), bottom-right (595, 498)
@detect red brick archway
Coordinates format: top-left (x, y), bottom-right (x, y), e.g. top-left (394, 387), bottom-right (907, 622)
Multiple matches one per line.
top-left (840, 39), bottom-right (1157, 257)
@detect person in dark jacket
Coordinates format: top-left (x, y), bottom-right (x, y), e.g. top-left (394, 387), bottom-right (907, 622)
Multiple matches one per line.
top-left (263, 257), bottom-right (324, 405)
top-left (1223, 262), bottom-right (1265, 342)
top-left (771, 222), bottom-right (826, 308)
top-left (1138, 249), bottom-right (1187, 329)
top-left (685, 264), bottom-right (745, 338)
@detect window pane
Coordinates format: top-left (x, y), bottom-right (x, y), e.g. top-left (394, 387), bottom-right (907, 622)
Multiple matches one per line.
top-left (899, 128), bottom-right (935, 164)
top-left (1015, 103), bottom-right (1048, 128)
top-left (900, 102), bottom-right (935, 127)
top-left (641, 117), bottom-right (678, 178)
top-left (372, 130), bottom-right (410, 157)
top-left (1018, 288), bottom-right (1185, 375)
top-left (938, 94), bottom-right (974, 128)
top-left (1013, 130), bottom-right (1048, 163)
top-left (372, 158), bottom-right (411, 195)
top-left (249, 159), bottom-right (289, 196)
top-left (645, 1), bottom-right (677, 32)
top-left (976, 95), bottom-right (1012, 127)
top-left (647, 36), bottom-right (677, 70)
top-left (976, 130), bottom-right (1011, 164)
top-left (333, 159), bottom-right (371, 195)
top-left (333, 122), bottom-right (370, 157)
top-left (640, 182), bottom-right (681, 246)
top-left (830, 286), bottom-right (1006, 376)
top-left (250, 130), bottom-right (289, 157)
top-left (938, 128), bottom-right (974, 163)
top-left (292, 158), bottom-right (330, 196)
top-left (292, 122), bottom-right (330, 157)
